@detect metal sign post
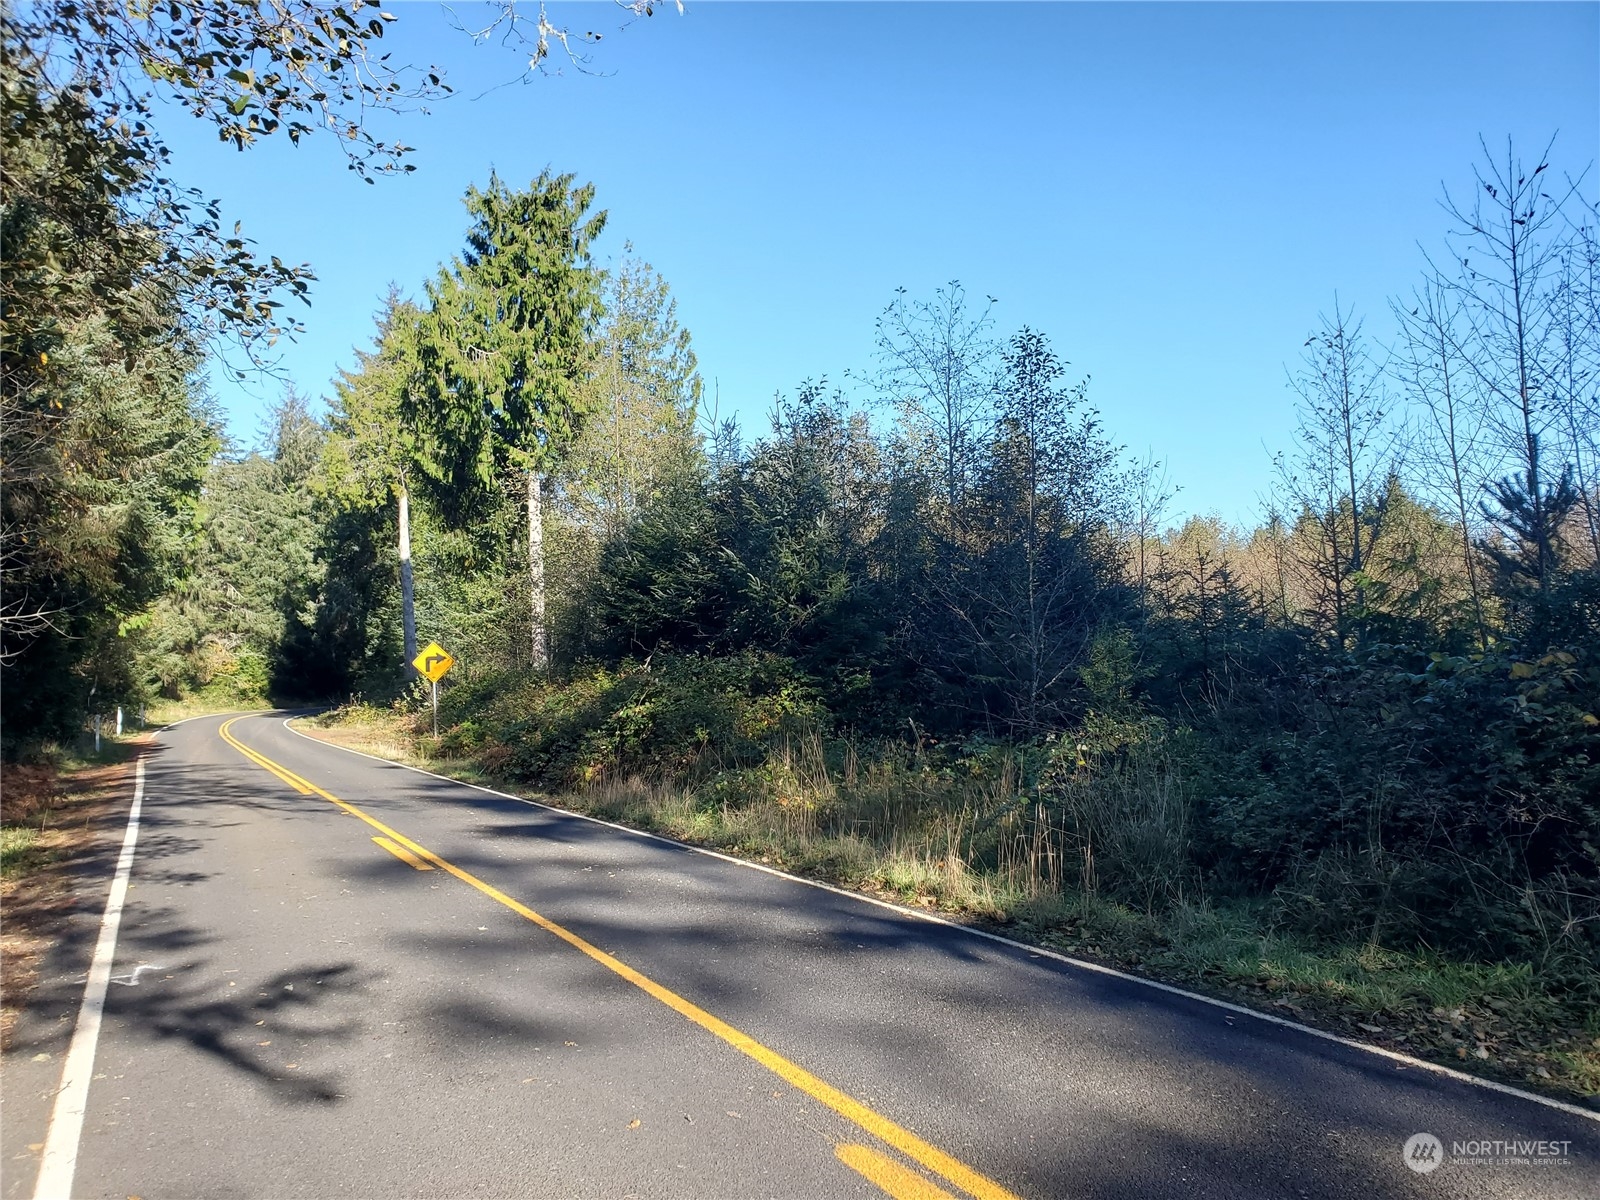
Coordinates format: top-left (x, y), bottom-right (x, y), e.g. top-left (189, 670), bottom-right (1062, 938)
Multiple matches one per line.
top-left (412, 641), bottom-right (455, 740)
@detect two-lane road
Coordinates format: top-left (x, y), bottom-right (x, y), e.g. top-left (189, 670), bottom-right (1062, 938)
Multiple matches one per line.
top-left (4, 712), bottom-right (1596, 1198)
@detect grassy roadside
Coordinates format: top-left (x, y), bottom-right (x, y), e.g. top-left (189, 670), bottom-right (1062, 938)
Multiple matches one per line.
top-left (302, 703), bottom-right (1600, 1107)
top-left (142, 695), bottom-right (266, 727)
top-left (0, 738), bottom-right (146, 1049)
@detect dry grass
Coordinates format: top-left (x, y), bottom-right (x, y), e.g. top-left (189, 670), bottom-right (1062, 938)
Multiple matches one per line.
top-left (142, 696), bottom-right (255, 727)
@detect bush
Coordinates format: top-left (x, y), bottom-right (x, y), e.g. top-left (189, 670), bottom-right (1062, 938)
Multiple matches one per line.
top-left (1195, 644), bottom-right (1600, 963)
top-left (433, 652), bottom-right (828, 790)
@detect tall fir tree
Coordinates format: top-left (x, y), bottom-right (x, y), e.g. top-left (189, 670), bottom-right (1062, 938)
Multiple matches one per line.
top-left (409, 171), bottom-right (606, 671)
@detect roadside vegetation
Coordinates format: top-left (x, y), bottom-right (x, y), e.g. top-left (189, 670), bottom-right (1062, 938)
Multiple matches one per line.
top-left (307, 634), bottom-right (1600, 1102)
top-left (300, 134), bottom-right (1595, 1104)
top-left (2, 1), bottom-right (1595, 1109)
top-left (0, 740), bottom-right (144, 1047)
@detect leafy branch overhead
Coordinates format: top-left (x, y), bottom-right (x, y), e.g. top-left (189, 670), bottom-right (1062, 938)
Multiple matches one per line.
top-left (13, 0), bottom-right (448, 176)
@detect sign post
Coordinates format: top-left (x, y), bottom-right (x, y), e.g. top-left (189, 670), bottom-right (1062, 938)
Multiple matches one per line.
top-left (411, 641), bottom-right (456, 739)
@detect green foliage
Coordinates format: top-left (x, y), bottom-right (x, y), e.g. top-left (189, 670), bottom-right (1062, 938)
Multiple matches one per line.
top-left (5, 1), bottom-right (445, 180)
top-left (590, 360), bottom-right (1132, 735)
top-left (137, 393), bottom-right (327, 701)
top-left (962, 331), bottom-right (1130, 732)
top-left (434, 653), bottom-right (825, 789)
top-left (410, 170), bottom-right (607, 503)
top-left (323, 291), bottom-right (425, 510)
top-left (1, 298), bottom-right (216, 745)
top-left (410, 498), bottom-right (526, 671)
top-left (0, 17), bottom-right (315, 364)
top-left (303, 502), bottom-right (405, 696)
top-left (1354, 481), bottom-right (1490, 647)
top-left (588, 384), bottom-right (902, 727)
top-left (1192, 643), bottom-right (1599, 962)
top-left (560, 247), bottom-right (702, 534)
top-left (549, 249), bottom-right (704, 661)
top-left (1, 10), bottom-right (334, 746)
top-left (1481, 450), bottom-right (1585, 644)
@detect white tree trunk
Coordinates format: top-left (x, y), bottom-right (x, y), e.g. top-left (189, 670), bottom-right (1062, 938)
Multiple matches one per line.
top-left (398, 480), bottom-right (417, 671)
top-left (528, 469), bottom-right (548, 671)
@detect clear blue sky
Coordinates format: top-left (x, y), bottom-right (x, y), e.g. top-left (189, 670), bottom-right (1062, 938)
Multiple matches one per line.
top-left (159, 1), bottom-right (1599, 526)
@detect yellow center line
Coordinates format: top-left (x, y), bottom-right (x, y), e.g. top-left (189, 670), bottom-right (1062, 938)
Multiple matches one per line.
top-left (837, 1144), bottom-right (960, 1200)
top-left (372, 835), bottom-right (433, 870)
top-left (217, 718), bottom-right (1024, 1200)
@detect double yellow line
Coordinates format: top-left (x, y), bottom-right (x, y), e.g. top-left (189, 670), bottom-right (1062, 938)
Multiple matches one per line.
top-left (218, 717), bottom-right (1022, 1200)
top-left (220, 720), bottom-right (436, 870)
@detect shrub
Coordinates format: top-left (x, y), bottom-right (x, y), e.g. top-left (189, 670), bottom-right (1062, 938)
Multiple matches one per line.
top-left (432, 652), bottom-right (827, 790)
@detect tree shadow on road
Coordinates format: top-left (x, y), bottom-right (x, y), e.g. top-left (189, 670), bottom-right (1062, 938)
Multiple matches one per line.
top-left (105, 959), bottom-right (371, 1106)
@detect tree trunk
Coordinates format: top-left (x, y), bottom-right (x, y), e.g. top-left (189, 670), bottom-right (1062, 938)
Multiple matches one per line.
top-left (398, 479), bottom-right (417, 672)
top-left (528, 469), bottom-right (548, 672)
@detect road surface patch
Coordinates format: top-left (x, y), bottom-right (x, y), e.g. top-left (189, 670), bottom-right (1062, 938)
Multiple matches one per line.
top-left (287, 717), bottom-right (1600, 1126)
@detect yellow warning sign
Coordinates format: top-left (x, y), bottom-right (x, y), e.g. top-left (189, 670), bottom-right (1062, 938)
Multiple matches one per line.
top-left (412, 641), bottom-right (455, 683)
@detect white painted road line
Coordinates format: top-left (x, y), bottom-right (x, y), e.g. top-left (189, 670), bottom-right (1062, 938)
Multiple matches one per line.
top-left (32, 757), bottom-right (146, 1200)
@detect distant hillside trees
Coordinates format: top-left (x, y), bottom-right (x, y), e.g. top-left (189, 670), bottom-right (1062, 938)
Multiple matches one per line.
top-left (139, 394), bottom-right (327, 702)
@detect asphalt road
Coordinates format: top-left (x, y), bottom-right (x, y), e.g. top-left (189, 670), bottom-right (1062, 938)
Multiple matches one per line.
top-left (3, 711), bottom-right (1597, 1200)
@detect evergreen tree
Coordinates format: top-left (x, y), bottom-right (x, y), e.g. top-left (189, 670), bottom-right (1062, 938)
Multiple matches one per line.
top-left (1480, 446), bottom-right (1583, 644)
top-left (140, 392), bottom-right (326, 702)
top-left (559, 248), bottom-right (702, 541)
top-left (549, 249), bottom-right (703, 661)
top-left (1277, 302), bottom-right (1394, 648)
top-left (959, 329), bottom-right (1127, 733)
top-left (410, 171), bottom-right (606, 671)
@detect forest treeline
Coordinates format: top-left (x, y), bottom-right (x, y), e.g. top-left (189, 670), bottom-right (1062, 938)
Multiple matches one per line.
top-left (2, 0), bottom-right (1597, 1063)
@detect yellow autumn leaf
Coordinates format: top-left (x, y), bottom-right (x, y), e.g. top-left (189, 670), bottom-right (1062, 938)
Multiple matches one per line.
top-left (1509, 662), bottom-right (1536, 679)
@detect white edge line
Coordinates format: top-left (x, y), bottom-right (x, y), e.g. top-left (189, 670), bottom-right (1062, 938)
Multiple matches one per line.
top-left (276, 715), bottom-right (1600, 1125)
top-left (32, 757), bottom-right (147, 1200)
